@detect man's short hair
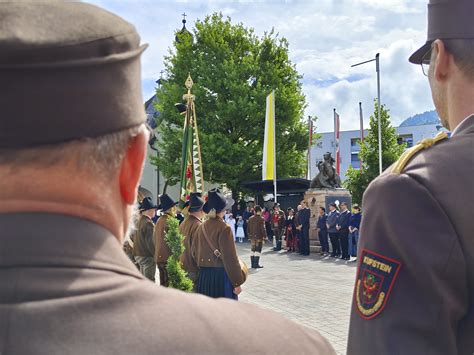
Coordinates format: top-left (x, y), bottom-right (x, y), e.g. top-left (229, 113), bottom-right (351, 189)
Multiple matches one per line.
top-left (440, 39), bottom-right (474, 81)
top-left (254, 206), bottom-right (262, 213)
top-left (0, 125), bottom-right (143, 180)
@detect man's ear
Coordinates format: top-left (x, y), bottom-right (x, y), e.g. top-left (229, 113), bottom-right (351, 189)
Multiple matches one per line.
top-left (119, 129), bottom-right (148, 205)
top-left (432, 39), bottom-right (451, 82)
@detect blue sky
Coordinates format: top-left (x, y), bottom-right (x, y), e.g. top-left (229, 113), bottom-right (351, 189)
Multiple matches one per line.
top-left (88, 0), bottom-right (433, 133)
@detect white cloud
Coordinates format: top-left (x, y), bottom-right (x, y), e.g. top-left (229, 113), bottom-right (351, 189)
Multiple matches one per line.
top-left (89, 0), bottom-right (435, 133)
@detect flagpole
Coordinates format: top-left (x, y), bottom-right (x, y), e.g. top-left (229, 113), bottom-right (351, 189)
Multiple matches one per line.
top-left (333, 108), bottom-right (336, 160)
top-left (272, 90), bottom-right (277, 204)
top-left (359, 102), bottom-right (364, 170)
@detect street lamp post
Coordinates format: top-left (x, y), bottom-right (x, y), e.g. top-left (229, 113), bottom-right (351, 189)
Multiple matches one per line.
top-left (351, 53), bottom-right (382, 175)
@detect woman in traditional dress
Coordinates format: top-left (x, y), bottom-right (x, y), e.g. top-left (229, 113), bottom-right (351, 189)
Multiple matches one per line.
top-left (235, 216), bottom-right (245, 243)
top-left (193, 189), bottom-right (248, 300)
top-left (285, 208), bottom-right (297, 252)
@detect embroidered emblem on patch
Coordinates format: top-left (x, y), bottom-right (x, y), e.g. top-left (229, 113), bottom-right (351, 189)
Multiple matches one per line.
top-left (355, 249), bottom-right (401, 320)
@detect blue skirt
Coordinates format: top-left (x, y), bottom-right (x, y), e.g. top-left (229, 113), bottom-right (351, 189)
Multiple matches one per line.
top-left (197, 267), bottom-right (238, 300)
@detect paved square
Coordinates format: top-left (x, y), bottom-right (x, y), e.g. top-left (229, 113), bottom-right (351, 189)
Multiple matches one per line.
top-left (237, 242), bottom-right (357, 354)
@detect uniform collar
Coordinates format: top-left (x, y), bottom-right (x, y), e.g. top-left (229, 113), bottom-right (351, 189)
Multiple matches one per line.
top-left (0, 212), bottom-right (143, 279)
top-left (451, 114), bottom-right (474, 137)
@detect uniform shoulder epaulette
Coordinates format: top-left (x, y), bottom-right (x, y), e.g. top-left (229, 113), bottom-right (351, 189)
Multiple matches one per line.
top-left (391, 132), bottom-right (449, 174)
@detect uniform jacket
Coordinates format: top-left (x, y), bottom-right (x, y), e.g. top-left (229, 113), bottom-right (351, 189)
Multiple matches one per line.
top-left (337, 210), bottom-right (350, 231)
top-left (326, 210), bottom-right (340, 233)
top-left (247, 214), bottom-right (267, 241)
top-left (153, 213), bottom-right (173, 264)
top-left (317, 214), bottom-right (328, 231)
top-left (133, 214), bottom-right (155, 257)
top-left (0, 212), bottom-right (335, 354)
top-left (297, 207), bottom-right (310, 228)
top-left (192, 217), bottom-right (247, 288)
top-left (272, 210), bottom-right (286, 230)
top-left (348, 116), bottom-right (474, 355)
top-left (179, 214), bottom-right (201, 274)
top-left (349, 213), bottom-right (361, 230)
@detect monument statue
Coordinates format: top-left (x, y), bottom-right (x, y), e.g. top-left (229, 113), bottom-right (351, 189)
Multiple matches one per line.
top-left (310, 152), bottom-right (342, 189)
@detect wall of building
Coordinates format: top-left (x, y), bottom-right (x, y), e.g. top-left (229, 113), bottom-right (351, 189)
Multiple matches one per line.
top-left (310, 123), bottom-right (443, 181)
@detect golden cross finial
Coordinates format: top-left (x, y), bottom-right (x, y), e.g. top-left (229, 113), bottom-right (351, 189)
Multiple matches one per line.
top-left (185, 74), bottom-right (193, 91)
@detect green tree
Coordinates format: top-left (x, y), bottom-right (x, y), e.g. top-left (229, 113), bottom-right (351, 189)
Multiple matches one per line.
top-left (153, 13), bottom-right (307, 196)
top-left (165, 217), bottom-right (193, 292)
top-left (345, 101), bottom-right (405, 204)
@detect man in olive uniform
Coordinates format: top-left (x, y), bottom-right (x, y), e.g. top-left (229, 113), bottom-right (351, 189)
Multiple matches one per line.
top-left (134, 196), bottom-right (157, 281)
top-left (0, 3), bottom-right (335, 354)
top-left (348, 0), bottom-right (474, 353)
top-left (272, 203), bottom-right (286, 251)
top-left (154, 193), bottom-right (177, 287)
top-left (247, 205), bottom-right (267, 268)
top-left (179, 192), bottom-right (204, 289)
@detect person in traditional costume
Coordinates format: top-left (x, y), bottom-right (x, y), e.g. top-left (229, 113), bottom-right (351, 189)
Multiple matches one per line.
top-left (285, 208), bottom-right (297, 252)
top-left (193, 189), bottom-right (248, 299)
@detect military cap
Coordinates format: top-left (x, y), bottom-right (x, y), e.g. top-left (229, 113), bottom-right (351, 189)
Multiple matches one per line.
top-left (0, 2), bottom-right (147, 149)
top-left (410, 0), bottom-right (474, 64)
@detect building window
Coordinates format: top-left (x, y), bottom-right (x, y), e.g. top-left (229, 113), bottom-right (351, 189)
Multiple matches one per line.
top-left (351, 138), bottom-right (361, 149)
top-left (397, 134), bottom-right (414, 148)
top-left (351, 152), bottom-right (360, 169)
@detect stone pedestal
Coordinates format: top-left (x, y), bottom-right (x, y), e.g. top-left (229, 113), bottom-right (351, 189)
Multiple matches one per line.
top-left (303, 188), bottom-right (352, 253)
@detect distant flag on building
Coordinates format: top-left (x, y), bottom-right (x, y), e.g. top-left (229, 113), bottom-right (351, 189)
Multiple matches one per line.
top-left (334, 109), bottom-right (341, 175)
top-left (179, 75), bottom-right (204, 207)
top-left (262, 90), bottom-right (278, 202)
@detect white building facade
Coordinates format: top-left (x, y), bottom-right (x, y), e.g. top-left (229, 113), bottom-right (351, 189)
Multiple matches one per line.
top-left (310, 123), bottom-right (446, 181)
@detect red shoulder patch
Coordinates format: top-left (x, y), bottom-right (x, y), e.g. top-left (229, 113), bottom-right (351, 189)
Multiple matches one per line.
top-left (355, 249), bottom-right (401, 320)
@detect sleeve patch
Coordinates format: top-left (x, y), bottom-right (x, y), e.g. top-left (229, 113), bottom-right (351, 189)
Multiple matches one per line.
top-left (355, 249), bottom-right (402, 320)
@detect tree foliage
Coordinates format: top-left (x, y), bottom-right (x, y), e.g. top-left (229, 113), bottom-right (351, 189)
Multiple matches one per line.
top-left (165, 217), bottom-right (193, 292)
top-left (345, 101), bottom-right (405, 204)
top-left (153, 13), bottom-right (308, 193)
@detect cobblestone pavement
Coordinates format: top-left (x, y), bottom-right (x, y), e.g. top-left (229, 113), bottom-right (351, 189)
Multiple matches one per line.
top-left (237, 241), bottom-right (357, 355)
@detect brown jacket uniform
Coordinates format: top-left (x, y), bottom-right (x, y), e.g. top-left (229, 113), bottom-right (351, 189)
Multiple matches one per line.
top-left (193, 217), bottom-right (247, 288)
top-left (247, 214), bottom-right (267, 241)
top-left (133, 214), bottom-right (154, 257)
top-left (179, 214), bottom-right (201, 274)
top-left (0, 212), bottom-right (335, 354)
top-left (154, 213), bottom-right (172, 264)
top-left (348, 116), bottom-right (474, 354)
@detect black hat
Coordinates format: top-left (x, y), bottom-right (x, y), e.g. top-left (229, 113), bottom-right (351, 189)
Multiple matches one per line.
top-left (158, 194), bottom-right (177, 212)
top-left (203, 189), bottom-right (234, 214)
top-left (186, 192), bottom-right (205, 213)
top-left (409, 0), bottom-right (474, 64)
top-left (139, 197), bottom-right (157, 212)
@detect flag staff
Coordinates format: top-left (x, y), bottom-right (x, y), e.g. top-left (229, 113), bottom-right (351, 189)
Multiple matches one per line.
top-left (351, 53), bottom-right (382, 175)
top-left (359, 102), bottom-right (364, 169)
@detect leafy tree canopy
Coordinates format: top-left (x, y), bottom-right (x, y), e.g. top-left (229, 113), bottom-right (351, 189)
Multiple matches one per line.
top-left (345, 100), bottom-right (405, 204)
top-left (153, 13), bottom-right (308, 194)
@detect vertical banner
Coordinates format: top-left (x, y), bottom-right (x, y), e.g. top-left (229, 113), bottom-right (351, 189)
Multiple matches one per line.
top-left (262, 90), bottom-right (277, 202)
top-left (334, 109), bottom-right (341, 175)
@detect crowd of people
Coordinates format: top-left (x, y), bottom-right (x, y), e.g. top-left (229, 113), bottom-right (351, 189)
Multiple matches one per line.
top-left (126, 189), bottom-right (248, 300)
top-left (219, 201), bottom-right (363, 262)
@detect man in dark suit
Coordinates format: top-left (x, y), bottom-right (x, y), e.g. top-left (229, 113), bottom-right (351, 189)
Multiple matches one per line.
top-left (0, 3), bottom-right (335, 354)
top-left (348, 0), bottom-right (474, 353)
top-left (297, 200), bottom-right (311, 256)
top-left (336, 202), bottom-right (351, 260)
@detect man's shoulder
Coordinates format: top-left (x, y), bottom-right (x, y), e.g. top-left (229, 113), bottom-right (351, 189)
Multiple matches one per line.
top-left (130, 282), bottom-right (334, 354)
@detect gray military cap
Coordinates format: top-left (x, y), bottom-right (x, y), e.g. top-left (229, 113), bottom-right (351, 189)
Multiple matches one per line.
top-left (410, 0), bottom-right (474, 64)
top-left (0, 2), bottom-right (147, 149)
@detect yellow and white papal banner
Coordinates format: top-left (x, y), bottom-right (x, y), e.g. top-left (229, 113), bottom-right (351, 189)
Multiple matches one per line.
top-left (262, 90), bottom-right (276, 182)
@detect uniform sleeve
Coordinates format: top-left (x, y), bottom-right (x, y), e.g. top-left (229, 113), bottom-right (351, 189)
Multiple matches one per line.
top-left (144, 220), bottom-right (155, 255)
top-left (260, 218), bottom-right (267, 239)
top-left (347, 173), bottom-right (468, 354)
top-left (219, 225), bottom-right (247, 287)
